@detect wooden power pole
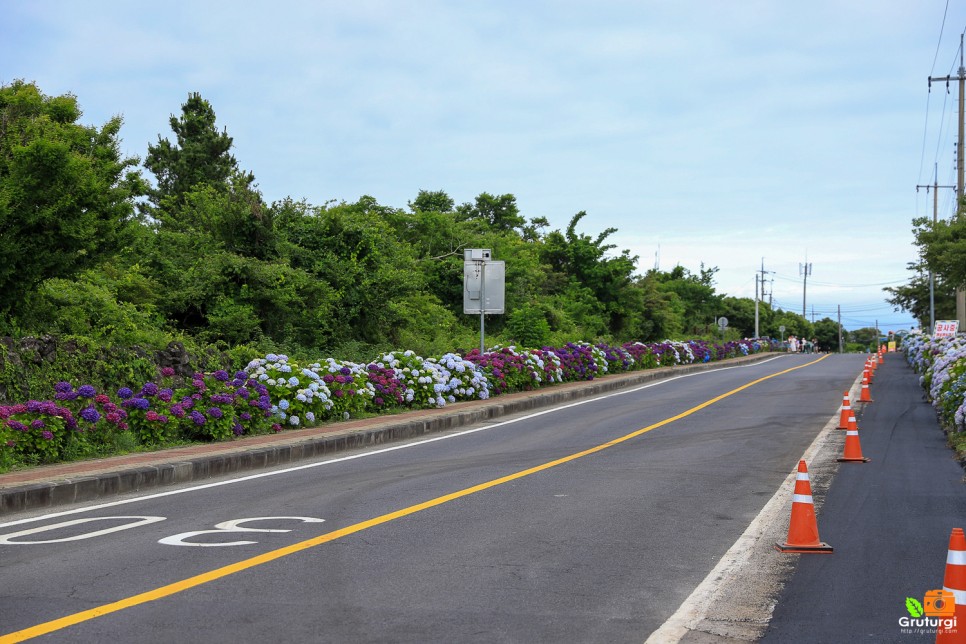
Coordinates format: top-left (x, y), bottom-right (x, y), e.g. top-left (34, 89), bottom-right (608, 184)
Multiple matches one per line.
top-left (929, 35), bottom-right (966, 329)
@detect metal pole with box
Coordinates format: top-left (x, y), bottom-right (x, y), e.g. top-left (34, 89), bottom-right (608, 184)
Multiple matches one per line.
top-left (463, 249), bottom-right (505, 353)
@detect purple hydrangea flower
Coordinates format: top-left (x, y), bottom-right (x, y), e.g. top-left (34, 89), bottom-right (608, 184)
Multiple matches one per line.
top-left (207, 407), bottom-right (224, 419)
top-left (41, 430), bottom-right (54, 440)
top-left (141, 382), bottom-right (159, 397)
top-left (190, 410), bottom-right (206, 426)
top-left (54, 381), bottom-right (73, 393)
top-left (77, 385), bottom-right (97, 398)
top-left (122, 397), bottom-right (151, 411)
top-left (117, 387), bottom-right (133, 399)
top-left (7, 420), bottom-right (27, 432)
top-left (80, 407), bottom-right (100, 423)
top-left (213, 370), bottom-right (230, 382)
top-left (30, 419), bottom-right (45, 429)
top-left (160, 367), bottom-right (176, 378)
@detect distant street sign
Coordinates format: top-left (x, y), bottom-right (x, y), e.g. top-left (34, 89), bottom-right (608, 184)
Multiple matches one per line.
top-left (717, 317), bottom-right (728, 330)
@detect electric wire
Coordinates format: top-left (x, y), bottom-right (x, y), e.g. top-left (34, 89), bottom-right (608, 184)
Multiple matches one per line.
top-left (919, 0), bottom-right (951, 189)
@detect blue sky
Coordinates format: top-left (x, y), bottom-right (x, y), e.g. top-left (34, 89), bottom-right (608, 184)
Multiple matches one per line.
top-left (4, 1), bottom-right (964, 332)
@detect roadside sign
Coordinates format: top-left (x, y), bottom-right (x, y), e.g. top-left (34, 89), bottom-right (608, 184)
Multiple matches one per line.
top-left (934, 320), bottom-right (959, 337)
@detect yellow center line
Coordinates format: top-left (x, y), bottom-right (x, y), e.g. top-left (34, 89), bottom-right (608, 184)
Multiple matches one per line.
top-left (0, 354), bottom-right (828, 642)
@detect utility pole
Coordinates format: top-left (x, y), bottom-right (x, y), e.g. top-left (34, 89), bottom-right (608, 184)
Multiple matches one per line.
top-left (754, 258), bottom-right (773, 339)
top-left (916, 163), bottom-right (955, 332)
top-left (755, 273), bottom-right (759, 339)
top-left (929, 34), bottom-right (966, 329)
top-left (800, 260), bottom-right (812, 319)
top-left (838, 305), bottom-right (843, 353)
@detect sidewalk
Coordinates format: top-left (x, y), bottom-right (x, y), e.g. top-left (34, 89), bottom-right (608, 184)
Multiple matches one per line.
top-left (0, 353), bottom-right (772, 516)
top-left (761, 354), bottom-right (966, 643)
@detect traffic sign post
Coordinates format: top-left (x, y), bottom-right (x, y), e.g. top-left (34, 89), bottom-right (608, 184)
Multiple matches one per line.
top-left (717, 316), bottom-right (728, 341)
top-left (463, 249), bottom-right (505, 353)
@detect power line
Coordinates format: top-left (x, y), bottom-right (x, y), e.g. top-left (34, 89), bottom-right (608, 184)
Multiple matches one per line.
top-left (931, 0), bottom-right (951, 74)
top-left (920, 0), bottom-right (952, 184)
top-left (769, 272), bottom-right (909, 288)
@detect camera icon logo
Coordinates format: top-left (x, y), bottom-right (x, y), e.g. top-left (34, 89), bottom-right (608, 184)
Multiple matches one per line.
top-left (923, 589), bottom-right (956, 617)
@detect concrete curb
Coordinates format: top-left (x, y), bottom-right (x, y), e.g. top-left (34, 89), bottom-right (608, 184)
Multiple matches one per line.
top-left (0, 353), bottom-right (775, 516)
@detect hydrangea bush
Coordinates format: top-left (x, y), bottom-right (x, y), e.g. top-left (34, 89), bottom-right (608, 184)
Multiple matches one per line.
top-left (904, 334), bottom-right (966, 429)
top-left (1, 337), bottom-right (770, 467)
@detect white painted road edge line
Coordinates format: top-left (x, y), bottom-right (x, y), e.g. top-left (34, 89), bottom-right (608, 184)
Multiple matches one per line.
top-left (0, 356), bottom-right (787, 529)
top-left (644, 370), bottom-right (865, 643)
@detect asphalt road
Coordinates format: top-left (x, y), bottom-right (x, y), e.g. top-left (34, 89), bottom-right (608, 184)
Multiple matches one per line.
top-left (0, 353), bottom-right (871, 643)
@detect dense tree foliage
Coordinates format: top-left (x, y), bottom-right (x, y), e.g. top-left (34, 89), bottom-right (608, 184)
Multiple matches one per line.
top-left (2, 83), bottom-right (851, 357)
top-left (0, 81), bottom-right (143, 317)
top-left (898, 203), bottom-right (966, 328)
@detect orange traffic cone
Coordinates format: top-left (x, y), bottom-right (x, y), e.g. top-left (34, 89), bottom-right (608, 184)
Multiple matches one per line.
top-left (775, 460), bottom-right (834, 554)
top-left (936, 527), bottom-right (965, 643)
top-left (838, 392), bottom-right (852, 430)
top-left (838, 416), bottom-right (871, 462)
top-left (860, 374), bottom-right (873, 403)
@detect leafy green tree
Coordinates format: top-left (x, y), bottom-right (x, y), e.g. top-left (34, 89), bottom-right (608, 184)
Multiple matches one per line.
top-left (173, 175), bottom-right (276, 259)
top-left (651, 265), bottom-right (723, 336)
top-left (849, 327), bottom-right (880, 349)
top-left (718, 296), bottom-right (758, 338)
top-left (144, 92), bottom-right (243, 204)
top-left (505, 304), bottom-right (552, 347)
top-left (143, 93), bottom-right (274, 259)
top-left (0, 80), bottom-right (143, 317)
top-left (457, 192), bottom-right (526, 232)
top-left (884, 262), bottom-right (955, 330)
top-left (766, 310), bottom-right (812, 340)
top-left (409, 189), bottom-right (455, 214)
top-left (276, 196), bottom-right (425, 347)
top-left (633, 272), bottom-right (685, 340)
top-left (813, 317), bottom-right (841, 353)
top-left (540, 211), bottom-right (640, 338)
